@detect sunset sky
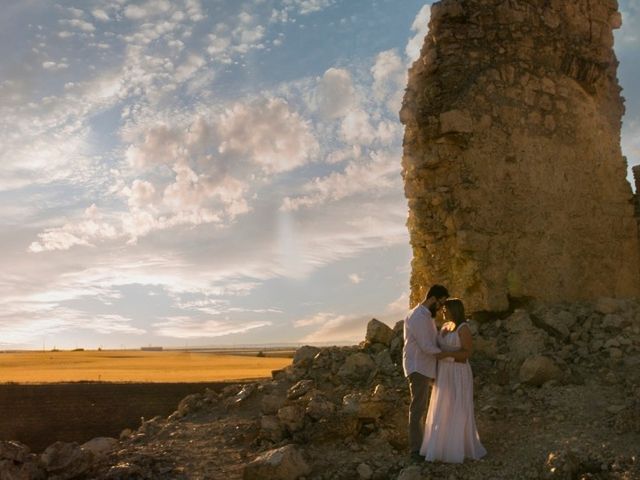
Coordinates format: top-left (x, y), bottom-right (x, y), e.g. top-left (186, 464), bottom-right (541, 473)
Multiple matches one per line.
top-left (1, 0), bottom-right (639, 350)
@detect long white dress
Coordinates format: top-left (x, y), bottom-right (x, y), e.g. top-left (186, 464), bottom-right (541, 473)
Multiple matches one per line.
top-left (420, 322), bottom-right (487, 463)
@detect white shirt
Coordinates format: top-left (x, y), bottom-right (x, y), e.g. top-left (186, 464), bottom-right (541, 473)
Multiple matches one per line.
top-left (402, 304), bottom-right (441, 379)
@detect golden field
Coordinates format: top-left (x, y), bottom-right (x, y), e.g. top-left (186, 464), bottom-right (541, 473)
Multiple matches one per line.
top-left (0, 350), bottom-right (292, 383)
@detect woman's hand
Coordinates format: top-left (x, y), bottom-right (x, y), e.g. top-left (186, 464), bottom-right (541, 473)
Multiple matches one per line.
top-left (435, 352), bottom-right (449, 360)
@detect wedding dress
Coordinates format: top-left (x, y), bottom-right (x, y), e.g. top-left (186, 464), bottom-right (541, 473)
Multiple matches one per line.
top-left (420, 322), bottom-right (487, 463)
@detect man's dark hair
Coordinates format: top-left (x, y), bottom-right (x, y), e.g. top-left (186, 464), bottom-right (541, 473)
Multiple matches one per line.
top-left (426, 284), bottom-right (449, 300)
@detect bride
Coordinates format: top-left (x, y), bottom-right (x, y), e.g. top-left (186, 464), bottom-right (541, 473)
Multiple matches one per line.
top-left (420, 298), bottom-right (487, 463)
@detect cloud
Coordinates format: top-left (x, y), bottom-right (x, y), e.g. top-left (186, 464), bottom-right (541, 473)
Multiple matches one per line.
top-left (91, 9), bottom-right (110, 21)
top-left (42, 61), bottom-right (70, 71)
top-left (297, 312), bottom-right (370, 343)
top-left (348, 273), bottom-right (362, 284)
top-left (59, 18), bottom-right (96, 32)
top-left (124, 0), bottom-right (171, 20)
top-left (316, 68), bottom-right (355, 118)
top-left (340, 108), bottom-right (376, 146)
top-left (217, 97), bottom-right (319, 173)
top-left (371, 49), bottom-right (407, 114)
top-left (405, 3), bottom-right (432, 61)
top-left (282, 149), bottom-right (401, 211)
top-left (153, 316), bottom-right (272, 338)
top-left (283, 0), bottom-right (334, 15)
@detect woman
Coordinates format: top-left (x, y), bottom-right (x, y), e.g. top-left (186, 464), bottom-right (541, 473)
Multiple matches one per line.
top-left (420, 298), bottom-right (487, 463)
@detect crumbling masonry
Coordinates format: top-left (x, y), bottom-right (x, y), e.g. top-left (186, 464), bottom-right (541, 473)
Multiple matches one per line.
top-left (401, 0), bottom-right (640, 312)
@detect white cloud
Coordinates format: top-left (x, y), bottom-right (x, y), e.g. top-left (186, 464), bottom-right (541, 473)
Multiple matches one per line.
top-left (371, 49), bottom-right (407, 114)
top-left (283, 0), bottom-right (334, 15)
top-left (316, 67), bottom-right (355, 118)
top-left (217, 97), bottom-right (318, 173)
top-left (42, 61), bottom-right (70, 71)
top-left (153, 316), bottom-right (271, 338)
top-left (406, 4), bottom-right (432, 61)
top-left (340, 108), bottom-right (376, 146)
top-left (91, 9), bottom-right (110, 21)
top-left (298, 312), bottom-right (370, 343)
top-left (124, 0), bottom-right (171, 20)
top-left (60, 18), bottom-right (96, 32)
top-left (282, 149), bottom-right (400, 211)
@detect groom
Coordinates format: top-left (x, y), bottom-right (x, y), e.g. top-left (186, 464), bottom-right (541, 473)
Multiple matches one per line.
top-left (403, 284), bottom-right (449, 462)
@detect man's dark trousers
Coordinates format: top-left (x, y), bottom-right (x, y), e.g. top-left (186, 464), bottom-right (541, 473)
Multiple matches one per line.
top-left (408, 372), bottom-right (432, 454)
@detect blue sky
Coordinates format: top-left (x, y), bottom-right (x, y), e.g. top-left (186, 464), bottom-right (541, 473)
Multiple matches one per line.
top-left (0, 0), bottom-right (638, 350)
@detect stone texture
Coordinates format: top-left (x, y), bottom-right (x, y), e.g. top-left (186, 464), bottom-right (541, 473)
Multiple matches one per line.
top-left (365, 318), bottom-right (395, 346)
top-left (519, 355), bottom-right (562, 386)
top-left (41, 442), bottom-right (94, 479)
top-left (243, 445), bottom-right (310, 480)
top-left (401, 0), bottom-right (640, 313)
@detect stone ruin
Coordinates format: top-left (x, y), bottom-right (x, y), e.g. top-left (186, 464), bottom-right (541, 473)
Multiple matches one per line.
top-left (401, 0), bottom-right (640, 313)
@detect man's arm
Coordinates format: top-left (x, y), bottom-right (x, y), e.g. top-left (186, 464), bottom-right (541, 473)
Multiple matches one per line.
top-left (411, 308), bottom-right (441, 354)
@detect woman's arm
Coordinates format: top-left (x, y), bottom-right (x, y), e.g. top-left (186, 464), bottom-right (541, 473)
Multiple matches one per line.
top-left (436, 324), bottom-right (473, 362)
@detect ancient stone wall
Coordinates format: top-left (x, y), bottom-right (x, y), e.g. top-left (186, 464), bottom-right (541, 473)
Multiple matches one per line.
top-left (401, 0), bottom-right (640, 312)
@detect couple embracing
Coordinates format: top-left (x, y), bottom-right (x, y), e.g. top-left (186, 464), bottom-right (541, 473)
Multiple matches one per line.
top-left (403, 284), bottom-right (487, 463)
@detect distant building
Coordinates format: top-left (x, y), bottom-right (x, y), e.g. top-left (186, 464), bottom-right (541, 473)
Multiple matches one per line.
top-left (140, 346), bottom-right (163, 351)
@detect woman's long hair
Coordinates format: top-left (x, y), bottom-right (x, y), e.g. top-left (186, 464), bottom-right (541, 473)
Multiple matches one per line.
top-left (444, 298), bottom-right (466, 327)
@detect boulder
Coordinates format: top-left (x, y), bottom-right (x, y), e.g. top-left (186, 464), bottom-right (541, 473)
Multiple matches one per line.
top-left (277, 405), bottom-right (306, 433)
top-left (0, 441), bottom-right (30, 463)
top-left (535, 310), bottom-right (577, 340)
top-left (261, 394), bottom-right (286, 415)
top-left (505, 309), bottom-right (536, 333)
top-left (80, 437), bottom-right (118, 459)
top-left (594, 297), bottom-right (626, 315)
top-left (365, 319), bottom-right (395, 346)
top-left (259, 415), bottom-right (285, 442)
top-left (305, 394), bottom-right (336, 420)
top-left (357, 462), bottom-right (373, 479)
top-left (519, 356), bottom-right (562, 386)
top-left (292, 345), bottom-right (320, 365)
top-left (243, 445), bottom-right (310, 480)
top-left (397, 465), bottom-right (423, 480)
top-left (287, 380), bottom-right (314, 400)
top-left (41, 442), bottom-right (94, 479)
top-left (337, 353), bottom-right (376, 382)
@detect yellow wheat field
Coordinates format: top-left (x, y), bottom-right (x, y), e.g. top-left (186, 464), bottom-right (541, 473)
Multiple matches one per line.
top-left (0, 350), bottom-right (292, 383)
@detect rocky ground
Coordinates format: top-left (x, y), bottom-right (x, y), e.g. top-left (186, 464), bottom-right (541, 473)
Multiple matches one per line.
top-left (1, 297), bottom-right (639, 479)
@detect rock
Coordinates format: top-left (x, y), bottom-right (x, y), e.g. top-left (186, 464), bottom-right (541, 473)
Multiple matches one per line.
top-left (595, 298), bottom-right (627, 315)
top-left (439, 109), bottom-right (473, 133)
top-left (397, 465), bottom-right (422, 480)
top-left (243, 445), bottom-right (311, 480)
top-left (474, 336), bottom-right (498, 359)
top-left (80, 437), bottom-right (118, 459)
top-left (41, 442), bottom-right (94, 479)
top-left (260, 415), bottom-right (285, 442)
top-left (292, 345), bottom-right (320, 365)
top-left (277, 405), bottom-right (306, 433)
top-left (0, 441), bottom-right (30, 463)
top-left (262, 393), bottom-right (286, 415)
top-left (357, 462), bottom-right (373, 479)
top-left (342, 393), bottom-right (384, 420)
top-left (519, 356), bottom-right (562, 386)
top-left (305, 394), bottom-right (336, 420)
top-left (287, 380), bottom-right (314, 400)
top-left (366, 318), bottom-right (395, 346)
top-left (337, 353), bottom-right (376, 382)
top-left (535, 310), bottom-right (577, 340)
top-left (374, 349), bottom-right (396, 375)
top-left (505, 310), bottom-right (535, 333)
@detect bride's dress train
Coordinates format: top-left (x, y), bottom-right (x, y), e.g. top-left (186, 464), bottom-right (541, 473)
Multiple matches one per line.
top-left (420, 323), bottom-right (487, 463)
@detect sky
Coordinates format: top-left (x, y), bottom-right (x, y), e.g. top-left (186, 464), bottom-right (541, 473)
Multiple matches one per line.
top-left (0, 0), bottom-right (638, 350)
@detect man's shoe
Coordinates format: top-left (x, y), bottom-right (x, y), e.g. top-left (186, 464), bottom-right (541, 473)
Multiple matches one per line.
top-left (409, 452), bottom-right (424, 463)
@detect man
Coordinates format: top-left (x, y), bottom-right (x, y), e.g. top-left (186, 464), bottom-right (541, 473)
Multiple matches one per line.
top-left (402, 284), bottom-right (449, 462)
